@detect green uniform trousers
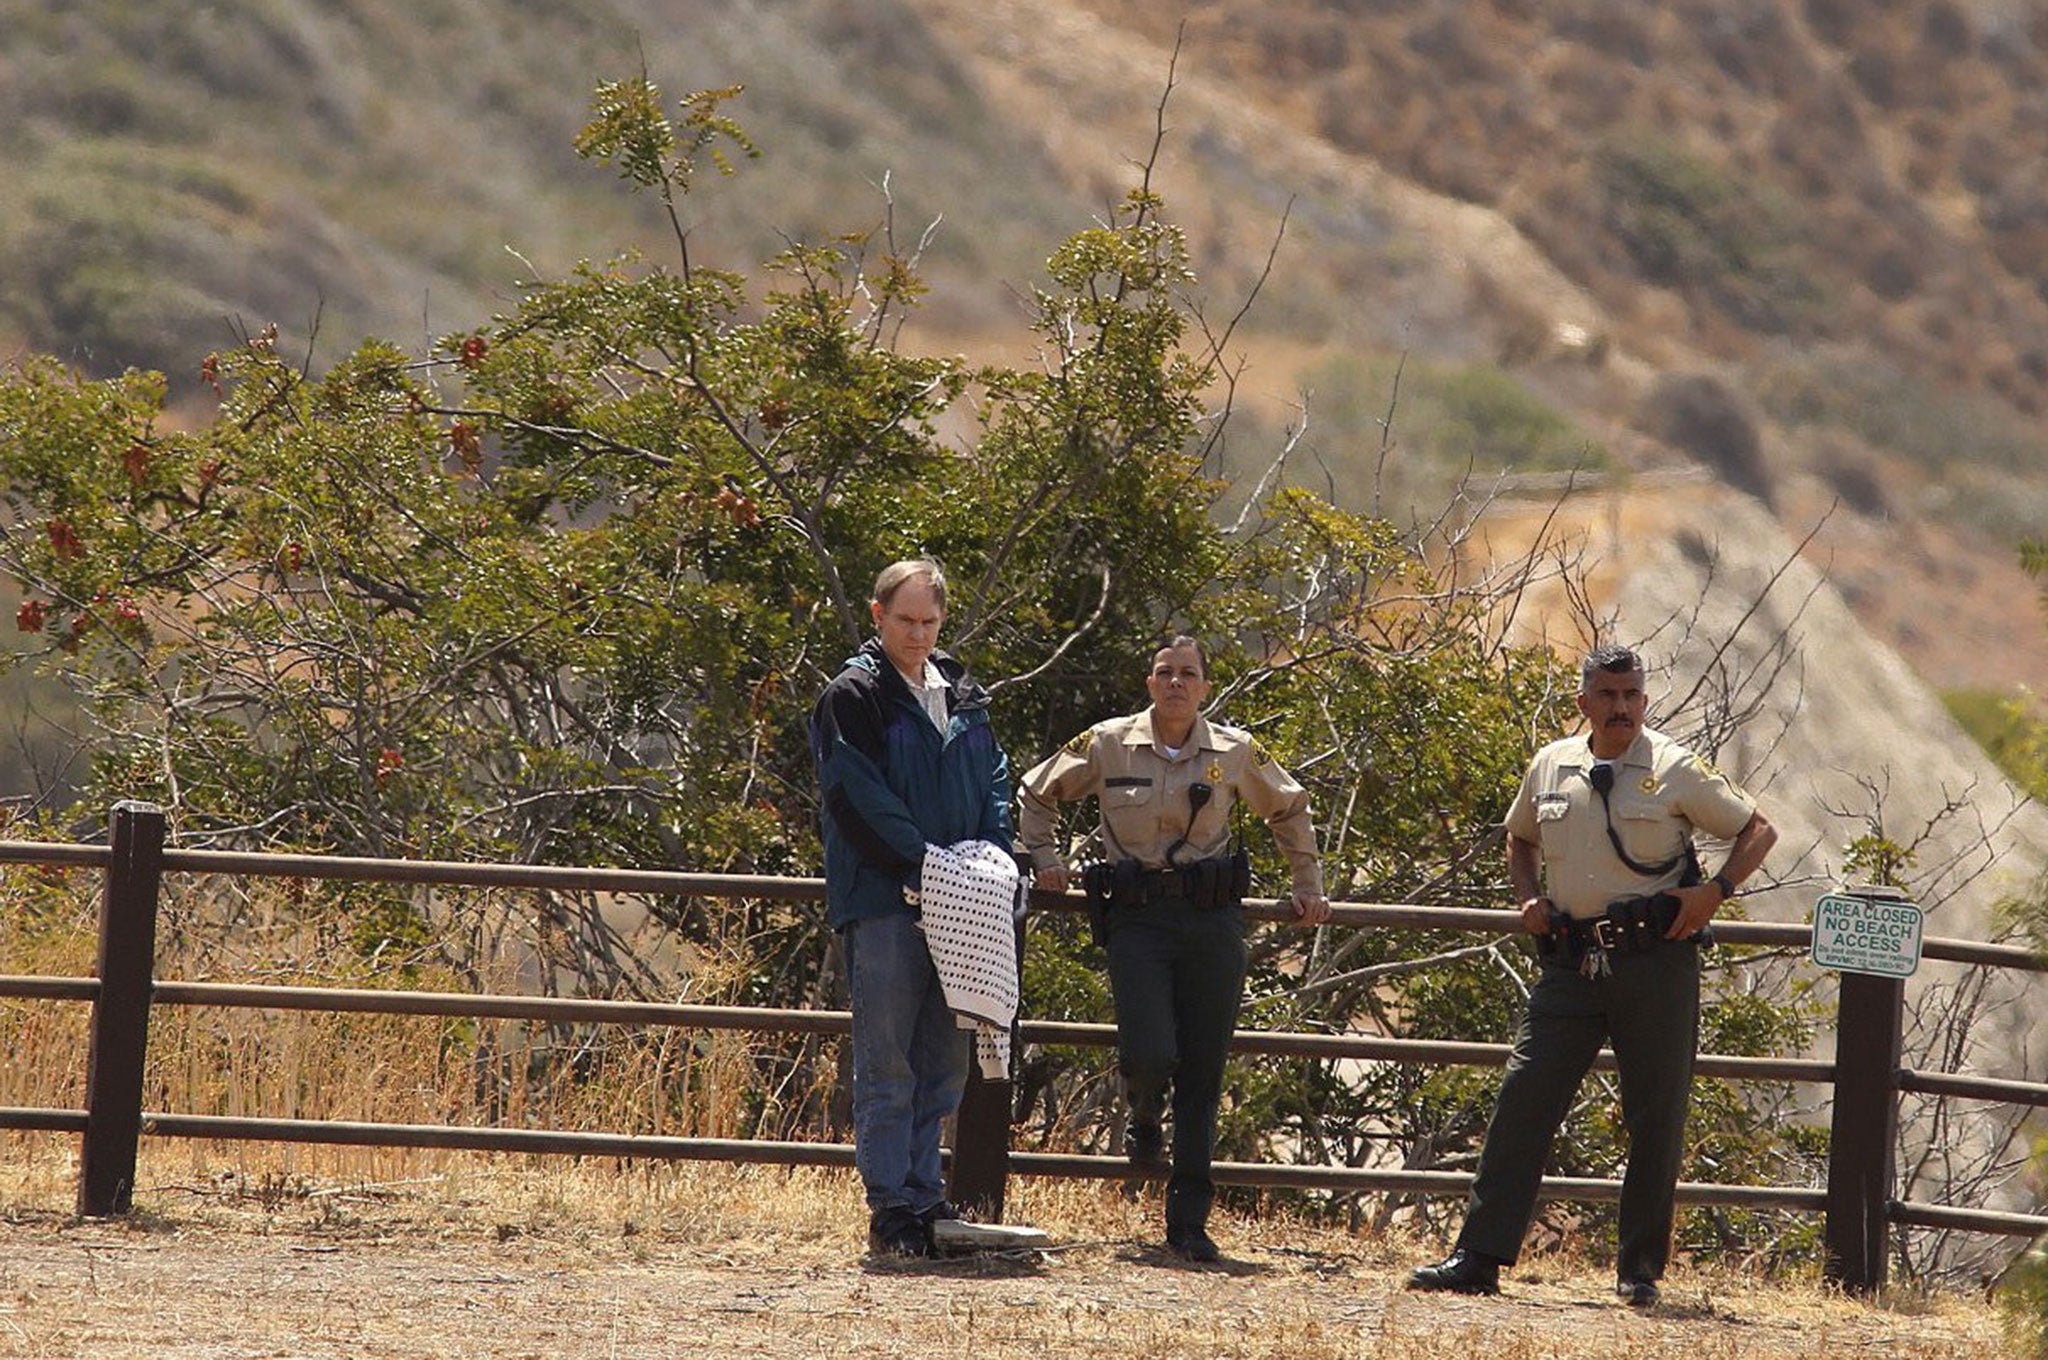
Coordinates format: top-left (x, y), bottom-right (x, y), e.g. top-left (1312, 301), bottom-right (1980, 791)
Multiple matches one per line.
top-left (1455, 938), bottom-right (1701, 1282)
top-left (1105, 897), bottom-right (1248, 1234)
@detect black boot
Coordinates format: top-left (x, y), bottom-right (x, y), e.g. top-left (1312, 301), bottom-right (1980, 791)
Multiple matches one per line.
top-left (1616, 1277), bottom-right (1660, 1307)
top-left (1165, 1224), bottom-right (1219, 1262)
top-left (1406, 1248), bottom-right (1502, 1295)
top-left (866, 1205), bottom-right (932, 1258)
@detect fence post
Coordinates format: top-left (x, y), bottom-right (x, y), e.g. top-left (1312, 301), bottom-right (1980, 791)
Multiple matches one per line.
top-left (950, 1060), bottom-right (1012, 1219)
top-left (77, 800), bottom-right (168, 1217)
top-left (947, 903), bottom-right (1024, 1219)
top-left (1823, 969), bottom-right (1904, 1292)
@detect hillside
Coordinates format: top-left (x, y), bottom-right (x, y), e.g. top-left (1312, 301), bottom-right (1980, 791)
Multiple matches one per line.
top-left (2, 3), bottom-right (2045, 758)
top-left (3, 1), bottom-right (2048, 1307)
top-left (0, 0), bottom-right (1095, 372)
top-left (900, 0), bottom-right (2048, 698)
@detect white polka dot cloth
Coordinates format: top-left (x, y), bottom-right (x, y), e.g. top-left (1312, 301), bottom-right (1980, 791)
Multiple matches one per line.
top-left (917, 839), bottom-right (1023, 1079)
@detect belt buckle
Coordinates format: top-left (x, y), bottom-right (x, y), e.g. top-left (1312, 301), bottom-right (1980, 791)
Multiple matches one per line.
top-left (1589, 918), bottom-right (1618, 952)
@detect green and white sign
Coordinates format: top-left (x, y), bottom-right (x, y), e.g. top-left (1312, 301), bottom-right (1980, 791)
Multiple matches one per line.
top-left (1811, 889), bottom-right (1923, 979)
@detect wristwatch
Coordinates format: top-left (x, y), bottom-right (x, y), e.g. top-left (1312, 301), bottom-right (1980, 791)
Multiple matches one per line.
top-left (1710, 872), bottom-right (1737, 901)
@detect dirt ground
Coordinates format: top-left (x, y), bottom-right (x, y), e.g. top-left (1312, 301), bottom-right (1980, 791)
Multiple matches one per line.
top-left (0, 1164), bottom-right (2017, 1360)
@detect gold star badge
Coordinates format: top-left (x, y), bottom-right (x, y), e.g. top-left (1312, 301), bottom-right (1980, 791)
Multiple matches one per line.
top-left (1639, 775), bottom-right (1658, 794)
top-left (1206, 763), bottom-right (1224, 783)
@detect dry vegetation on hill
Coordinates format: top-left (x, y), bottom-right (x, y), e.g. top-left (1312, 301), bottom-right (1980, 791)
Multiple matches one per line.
top-left (2, 0), bottom-right (2044, 702)
top-left (922, 0), bottom-right (2048, 703)
top-left (1075, 0), bottom-right (2048, 412)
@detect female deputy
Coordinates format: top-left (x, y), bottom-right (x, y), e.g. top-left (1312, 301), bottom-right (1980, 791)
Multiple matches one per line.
top-left (1018, 636), bottom-right (1329, 1261)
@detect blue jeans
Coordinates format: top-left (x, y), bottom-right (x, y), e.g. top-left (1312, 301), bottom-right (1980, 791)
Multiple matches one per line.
top-left (844, 911), bottom-right (968, 1214)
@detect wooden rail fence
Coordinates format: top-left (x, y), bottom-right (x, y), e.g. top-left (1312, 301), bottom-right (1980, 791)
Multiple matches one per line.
top-left (3, 801), bottom-right (2046, 1293)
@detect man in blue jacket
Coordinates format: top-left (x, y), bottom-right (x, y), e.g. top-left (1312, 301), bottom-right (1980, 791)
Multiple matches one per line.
top-left (811, 559), bottom-right (1013, 1258)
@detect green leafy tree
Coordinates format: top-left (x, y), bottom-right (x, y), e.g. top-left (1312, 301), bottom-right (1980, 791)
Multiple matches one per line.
top-left (0, 76), bottom-right (1817, 1235)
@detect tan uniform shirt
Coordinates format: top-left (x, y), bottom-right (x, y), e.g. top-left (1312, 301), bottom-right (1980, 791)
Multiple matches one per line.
top-left (1019, 709), bottom-right (1324, 898)
top-left (1504, 726), bottom-right (1755, 919)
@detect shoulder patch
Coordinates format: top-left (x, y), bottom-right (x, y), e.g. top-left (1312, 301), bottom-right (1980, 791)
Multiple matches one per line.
top-left (1251, 739), bottom-right (1275, 768)
top-left (1682, 753), bottom-right (1723, 781)
top-left (1064, 729), bottom-right (1095, 757)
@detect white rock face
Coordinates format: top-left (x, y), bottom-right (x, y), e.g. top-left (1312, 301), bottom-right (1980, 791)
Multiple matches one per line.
top-left (1593, 489), bottom-right (2048, 941)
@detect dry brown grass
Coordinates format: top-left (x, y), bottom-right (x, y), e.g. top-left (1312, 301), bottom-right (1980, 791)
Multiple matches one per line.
top-left (0, 871), bottom-right (839, 1145)
top-left (0, 874), bottom-right (2029, 1357)
top-left (0, 1135), bottom-right (2018, 1360)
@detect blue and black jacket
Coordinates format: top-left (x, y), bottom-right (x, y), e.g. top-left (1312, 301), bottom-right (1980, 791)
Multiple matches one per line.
top-left (810, 639), bottom-right (1012, 929)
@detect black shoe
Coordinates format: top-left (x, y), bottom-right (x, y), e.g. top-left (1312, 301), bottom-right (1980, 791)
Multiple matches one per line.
top-left (1125, 1121), bottom-right (1167, 1171)
top-left (1165, 1226), bottom-right (1220, 1262)
top-left (1406, 1248), bottom-right (1502, 1295)
top-left (1616, 1277), bottom-right (1660, 1308)
top-left (867, 1206), bottom-right (931, 1259)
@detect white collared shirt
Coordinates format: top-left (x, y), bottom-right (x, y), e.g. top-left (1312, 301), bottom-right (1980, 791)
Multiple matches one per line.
top-left (899, 659), bottom-right (950, 732)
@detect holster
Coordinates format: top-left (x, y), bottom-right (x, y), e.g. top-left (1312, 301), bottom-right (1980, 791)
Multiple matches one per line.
top-left (1080, 861), bottom-right (1119, 949)
top-left (1678, 841), bottom-right (1704, 888)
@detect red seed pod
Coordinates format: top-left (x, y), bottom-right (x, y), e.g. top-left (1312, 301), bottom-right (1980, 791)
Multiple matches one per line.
top-left (450, 420), bottom-right (483, 474)
top-left (46, 519), bottom-right (82, 560)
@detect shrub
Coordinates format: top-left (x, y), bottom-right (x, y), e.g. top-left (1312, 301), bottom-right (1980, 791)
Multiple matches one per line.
top-left (1942, 688), bottom-right (2048, 801)
top-left (1751, 349), bottom-right (2041, 475)
top-left (1557, 0), bottom-right (1655, 67)
top-left (1301, 350), bottom-right (1606, 503)
top-left (1591, 133), bottom-right (1825, 334)
top-left (1920, 1), bottom-right (1973, 60)
top-left (1634, 371), bottom-right (1774, 504)
top-left (1802, 0), bottom-right (1860, 47)
top-left (1810, 433), bottom-right (1894, 518)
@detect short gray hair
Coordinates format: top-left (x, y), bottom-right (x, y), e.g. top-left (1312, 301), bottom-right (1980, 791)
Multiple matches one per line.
top-left (1580, 643), bottom-right (1644, 691)
top-left (872, 559), bottom-right (948, 610)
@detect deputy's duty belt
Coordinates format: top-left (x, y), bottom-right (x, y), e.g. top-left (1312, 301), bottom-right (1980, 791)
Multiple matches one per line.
top-left (1080, 856), bottom-right (1249, 946)
top-left (1541, 892), bottom-right (1707, 977)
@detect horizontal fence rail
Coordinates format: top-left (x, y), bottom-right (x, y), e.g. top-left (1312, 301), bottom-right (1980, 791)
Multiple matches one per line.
top-left (2, 811), bottom-right (2046, 1295)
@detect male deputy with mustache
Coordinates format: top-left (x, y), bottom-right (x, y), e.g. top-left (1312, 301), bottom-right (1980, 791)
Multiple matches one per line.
top-left (1408, 644), bottom-right (1776, 1307)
